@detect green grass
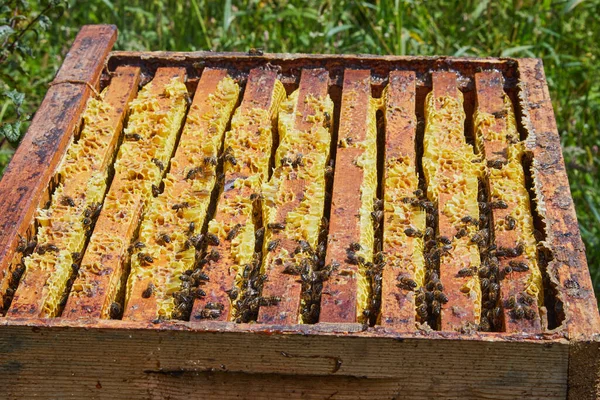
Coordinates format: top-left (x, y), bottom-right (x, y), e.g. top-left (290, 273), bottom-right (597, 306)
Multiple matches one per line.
top-left (1, 0), bottom-right (599, 296)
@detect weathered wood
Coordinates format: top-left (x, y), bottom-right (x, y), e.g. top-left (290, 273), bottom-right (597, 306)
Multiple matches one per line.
top-left (518, 58), bottom-right (600, 339)
top-left (63, 68), bottom-right (188, 319)
top-left (0, 320), bottom-right (568, 399)
top-left (191, 68), bottom-right (285, 322)
top-left (320, 69), bottom-right (375, 323)
top-left (7, 66), bottom-right (140, 319)
top-left (474, 71), bottom-right (542, 333)
top-left (380, 71), bottom-right (424, 329)
top-left (0, 25), bottom-right (117, 311)
top-left (258, 68), bottom-right (331, 324)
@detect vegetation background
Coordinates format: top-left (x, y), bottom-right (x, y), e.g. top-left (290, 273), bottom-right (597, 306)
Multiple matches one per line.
top-left (1, 0), bottom-right (599, 296)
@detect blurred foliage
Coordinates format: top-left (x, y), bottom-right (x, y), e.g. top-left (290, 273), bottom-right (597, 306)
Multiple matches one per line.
top-left (0, 0), bottom-right (599, 295)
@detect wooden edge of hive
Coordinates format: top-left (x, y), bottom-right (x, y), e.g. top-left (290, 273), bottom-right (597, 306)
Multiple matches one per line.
top-left (516, 58), bottom-right (600, 340)
top-left (0, 25), bottom-right (118, 311)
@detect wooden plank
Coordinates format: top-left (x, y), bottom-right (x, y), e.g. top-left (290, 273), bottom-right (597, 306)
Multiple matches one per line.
top-left (474, 71), bottom-right (542, 333)
top-left (517, 58), bottom-right (600, 339)
top-left (0, 25), bottom-right (117, 311)
top-left (6, 66), bottom-right (140, 318)
top-left (319, 69), bottom-right (377, 323)
top-left (0, 322), bottom-right (568, 399)
top-left (123, 69), bottom-right (240, 321)
top-left (62, 68), bottom-right (188, 319)
top-left (423, 72), bottom-right (481, 331)
top-left (380, 71), bottom-right (424, 329)
top-left (256, 69), bottom-right (332, 324)
top-left (190, 68), bottom-right (285, 322)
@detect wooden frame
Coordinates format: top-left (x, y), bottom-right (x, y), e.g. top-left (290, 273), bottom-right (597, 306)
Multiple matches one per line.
top-left (0, 25), bottom-right (598, 398)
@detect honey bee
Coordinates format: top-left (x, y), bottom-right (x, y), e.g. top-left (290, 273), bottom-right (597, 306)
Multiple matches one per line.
top-left (505, 215), bottom-right (516, 230)
top-left (203, 156), bottom-right (218, 166)
top-left (470, 229), bottom-right (489, 245)
top-left (206, 249), bottom-right (220, 262)
top-left (509, 261), bottom-right (529, 272)
top-left (413, 189), bottom-right (424, 198)
top-left (267, 222), bottom-right (286, 231)
top-left (457, 267), bottom-right (476, 277)
top-left (397, 275), bottom-right (417, 290)
top-left (137, 252), bottom-right (154, 265)
top-left (438, 236), bottom-right (451, 245)
top-left (348, 242), bottom-right (362, 252)
top-left (419, 200), bottom-right (434, 211)
top-left (524, 306), bottom-right (537, 320)
top-left (125, 133), bottom-right (142, 141)
top-left (455, 228), bottom-right (468, 239)
top-left (371, 210), bottom-right (383, 223)
top-left (292, 153), bottom-right (304, 168)
top-left (512, 305), bottom-right (525, 320)
top-left (185, 166), bottom-right (204, 180)
top-left (36, 243), bottom-right (59, 255)
top-left (258, 296), bottom-right (281, 306)
top-left (492, 109), bottom-right (508, 119)
top-left (487, 160), bottom-right (506, 169)
top-left (401, 197), bottom-right (420, 206)
top-left (404, 227), bottom-right (423, 238)
top-left (151, 184), bottom-right (160, 197)
top-left (248, 48), bottom-right (264, 56)
top-left (490, 200), bottom-right (508, 209)
top-left (172, 202), bottom-right (190, 211)
top-left (505, 295), bottom-right (517, 309)
top-left (142, 283), bottom-right (154, 298)
top-left (198, 308), bottom-right (222, 319)
top-left (431, 300), bottom-right (441, 316)
top-left (424, 227), bottom-right (434, 239)
top-left (222, 147), bottom-right (237, 166)
top-left (205, 233), bottom-right (220, 246)
top-left (519, 293), bottom-right (535, 306)
top-left (266, 239), bottom-right (280, 252)
top-left (225, 287), bottom-right (239, 300)
top-left (346, 250), bottom-right (364, 265)
top-left (190, 287), bottom-right (206, 298)
top-left (61, 196), bottom-right (75, 207)
top-left (205, 302), bottom-right (225, 310)
top-left (109, 302), bottom-right (122, 319)
top-left (157, 233), bottom-right (171, 245)
top-left (188, 221), bottom-right (195, 235)
top-left (434, 290), bottom-right (448, 304)
top-left (461, 215), bottom-right (479, 226)
top-left (226, 224), bottom-right (242, 241)
top-left (479, 317), bottom-right (491, 332)
top-left (151, 158), bottom-right (165, 171)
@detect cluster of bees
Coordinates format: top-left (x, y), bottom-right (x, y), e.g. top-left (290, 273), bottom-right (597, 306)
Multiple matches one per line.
top-left (363, 199), bottom-right (385, 325)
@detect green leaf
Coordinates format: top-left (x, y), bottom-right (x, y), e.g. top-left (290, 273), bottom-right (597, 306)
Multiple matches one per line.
top-left (0, 25), bottom-right (14, 42)
top-left (563, 0), bottom-right (587, 14)
top-left (37, 15), bottom-right (51, 31)
top-left (4, 89), bottom-right (24, 107)
top-left (470, 0), bottom-right (489, 19)
top-left (0, 121), bottom-right (22, 143)
top-left (500, 45), bottom-right (535, 57)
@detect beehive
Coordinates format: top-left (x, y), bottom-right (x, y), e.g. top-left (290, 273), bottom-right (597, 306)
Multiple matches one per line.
top-left (0, 25), bottom-right (598, 399)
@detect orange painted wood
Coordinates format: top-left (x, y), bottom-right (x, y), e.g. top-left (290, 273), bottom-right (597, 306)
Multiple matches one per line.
top-left (0, 25), bottom-right (117, 310)
top-left (319, 69), bottom-right (371, 323)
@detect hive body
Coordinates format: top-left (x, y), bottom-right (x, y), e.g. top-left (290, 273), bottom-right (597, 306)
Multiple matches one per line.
top-left (0, 28), bottom-right (597, 398)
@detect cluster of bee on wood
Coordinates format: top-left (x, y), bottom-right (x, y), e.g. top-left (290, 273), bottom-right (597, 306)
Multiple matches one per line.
top-left (363, 199), bottom-right (385, 325)
top-left (82, 202), bottom-right (102, 235)
top-left (505, 292), bottom-right (537, 321)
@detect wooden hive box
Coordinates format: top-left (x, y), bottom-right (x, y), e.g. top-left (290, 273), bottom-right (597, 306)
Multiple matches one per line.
top-left (0, 25), bottom-right (598, 399)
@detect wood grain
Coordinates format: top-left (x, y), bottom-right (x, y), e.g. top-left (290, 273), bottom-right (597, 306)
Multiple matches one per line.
top-left (319, 69), bottom-right (372, 323)
top-left (0, 25), bottom-right (117, 311)
top-left (0, 320), bottom-right (568, 399)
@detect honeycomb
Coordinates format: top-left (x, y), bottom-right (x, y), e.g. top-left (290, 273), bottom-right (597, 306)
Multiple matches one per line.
top-left (2, 65), bottom-right (553, 335)
top-left (124, 73), bottom-right (240, 320)
top-left (65, 70), bottom-right (189, 319)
